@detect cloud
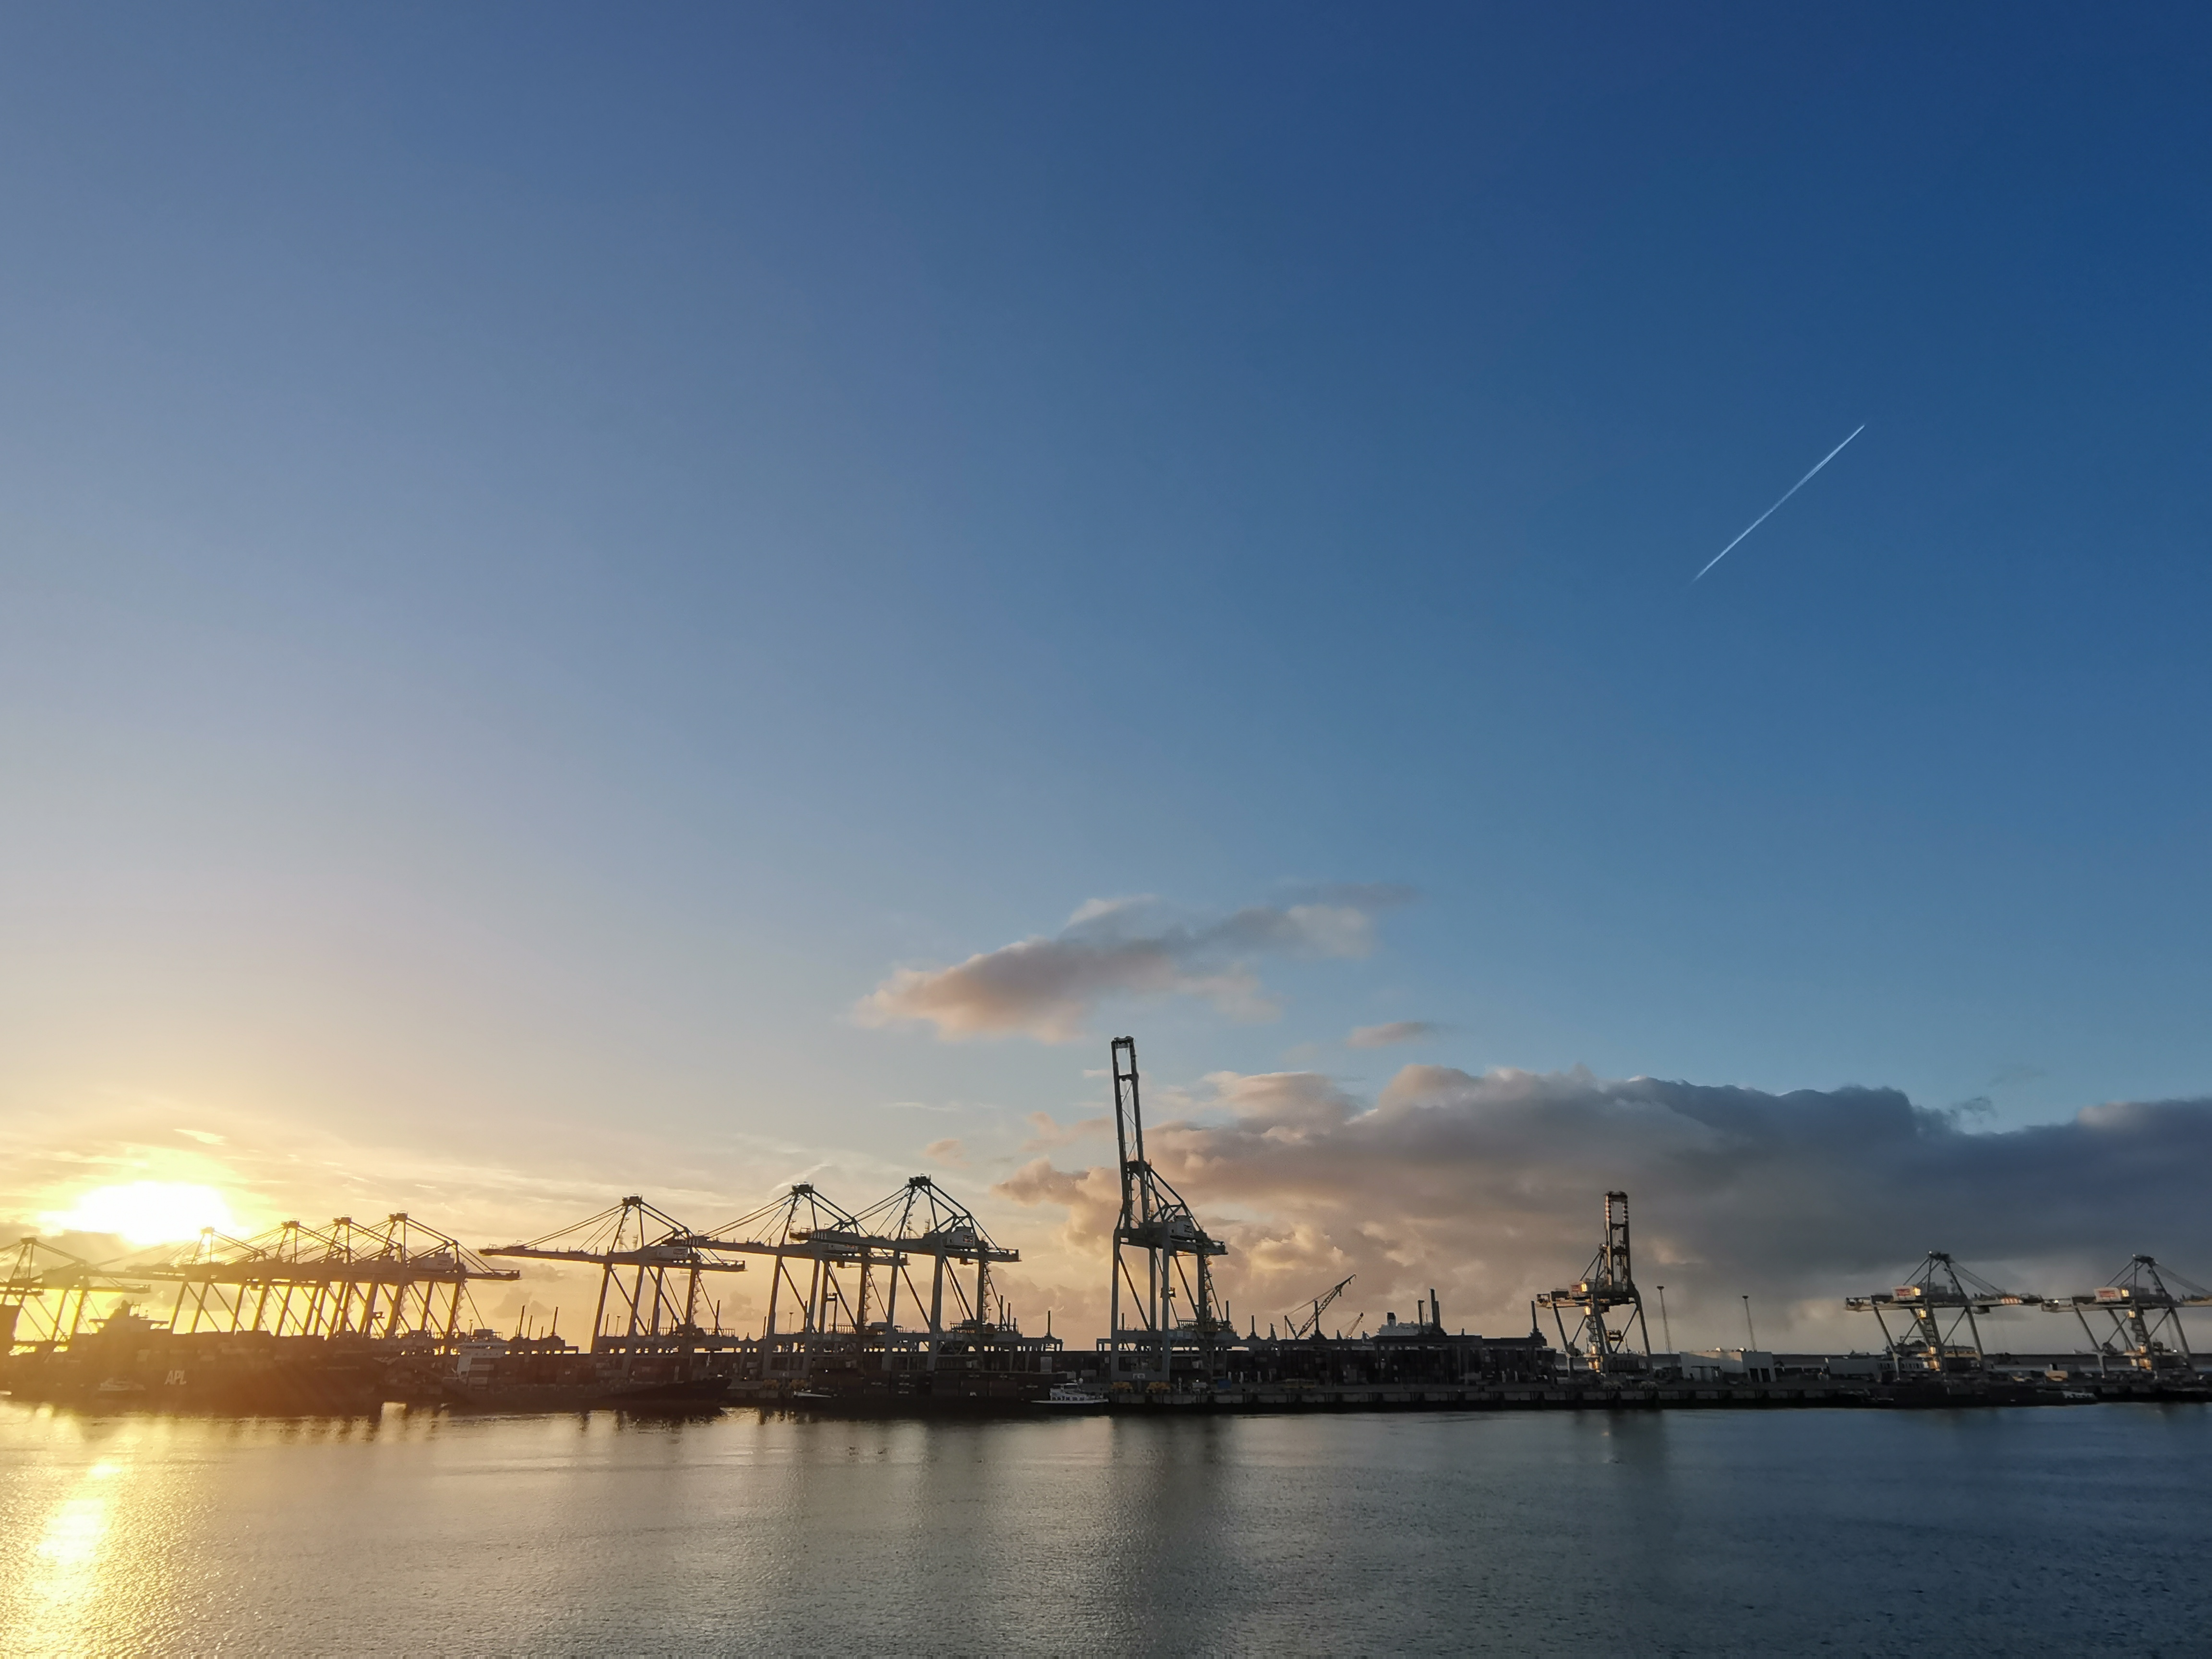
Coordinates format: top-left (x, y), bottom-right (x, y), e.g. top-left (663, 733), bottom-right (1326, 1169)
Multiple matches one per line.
top-left (1174, 1070), bottom-right (1366, 1136)
top-left (997, 1156), bottom-right (1124, 1257)
top-left (995, 1065), bottom-right (2212, 1348)
top-left (1346, 1021), bottom-right (1443, 1049)
top-left (1022, 1111), bottom-right (1113, 1153)
top-left (923, 1138), bottom-right (968, 1169)
top-left (856, 888), bottom-right (1413, 1042)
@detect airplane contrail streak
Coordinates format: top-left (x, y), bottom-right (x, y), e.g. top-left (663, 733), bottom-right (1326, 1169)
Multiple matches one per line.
top-left (1693, 423), bottom-right (1865, 582)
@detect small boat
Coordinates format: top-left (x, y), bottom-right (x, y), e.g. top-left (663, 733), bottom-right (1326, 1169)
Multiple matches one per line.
top-left (1036, 1384), bottom-right (1109, 1409)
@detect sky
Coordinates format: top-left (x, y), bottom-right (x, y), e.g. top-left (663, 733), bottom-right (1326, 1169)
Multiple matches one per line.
top-left (4, 5), bottom-right (2211, 1347)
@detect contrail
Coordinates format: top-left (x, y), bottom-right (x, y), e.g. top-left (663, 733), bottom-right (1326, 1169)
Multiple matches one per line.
top-left (1693, 424), bottom-right (1865, 582)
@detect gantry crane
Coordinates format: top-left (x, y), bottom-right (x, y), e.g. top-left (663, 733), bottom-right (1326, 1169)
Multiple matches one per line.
top-left (1107, 1036), bottom-right (1228, 1384)
top-left (1845, 1252), bottom-right (2039, 1375)
top-left (1538, 1191), bottom-right (1651, 1371)
top-left (2045, 1255), bottom-right (2211, 1377)
top-left (488, 1196), bottom-right (740, 1353)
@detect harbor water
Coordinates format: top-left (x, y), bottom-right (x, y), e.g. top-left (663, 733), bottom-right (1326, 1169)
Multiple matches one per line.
top-left (2, 1400), bottom-right (2206, 1657)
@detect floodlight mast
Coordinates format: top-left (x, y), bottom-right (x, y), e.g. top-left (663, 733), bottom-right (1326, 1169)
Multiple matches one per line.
top-left (1107, 1036), bottom-right (1227, 1385)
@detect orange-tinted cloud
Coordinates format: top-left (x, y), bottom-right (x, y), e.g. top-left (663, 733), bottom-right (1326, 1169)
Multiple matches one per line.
top-left (856, 889), bottom-right (1412, 1042)
top-left (1346, 1021), bottom-right (1443, 1049)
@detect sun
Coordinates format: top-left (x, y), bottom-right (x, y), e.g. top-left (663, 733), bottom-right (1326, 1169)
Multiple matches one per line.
top-left (41, 1182), bottom-right (238, 1247)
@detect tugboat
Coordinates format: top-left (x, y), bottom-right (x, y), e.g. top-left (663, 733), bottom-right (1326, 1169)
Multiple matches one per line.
top-left (1036, 1382), bottom-right (1109, 1409)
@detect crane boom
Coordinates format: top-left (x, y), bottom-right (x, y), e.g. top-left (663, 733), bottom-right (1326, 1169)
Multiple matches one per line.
top-left (1287, 1274), bottom-right (1355, 1340)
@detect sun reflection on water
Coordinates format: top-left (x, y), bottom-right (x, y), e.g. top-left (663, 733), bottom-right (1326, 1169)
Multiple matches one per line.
top-left (18, 1457), bottom-right (121, 1656)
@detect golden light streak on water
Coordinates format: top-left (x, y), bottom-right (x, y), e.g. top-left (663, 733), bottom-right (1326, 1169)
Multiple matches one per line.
top-left (17, 1455), bottom-right (122, 1658)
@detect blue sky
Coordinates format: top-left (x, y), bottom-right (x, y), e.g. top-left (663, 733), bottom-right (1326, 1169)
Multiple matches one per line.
top-left (4, 6), bottom-right (2211, 1305)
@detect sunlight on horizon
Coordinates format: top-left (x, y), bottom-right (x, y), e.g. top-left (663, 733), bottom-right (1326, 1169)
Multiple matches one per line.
top-left (39, 1183), bottom-right (236, 1247)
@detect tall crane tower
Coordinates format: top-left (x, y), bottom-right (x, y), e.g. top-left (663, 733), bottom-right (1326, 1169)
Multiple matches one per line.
top-left (1107, 1036), bottom-right (1228, 1384)
top-left (1538, 1191), bottom-right (1651, 1371)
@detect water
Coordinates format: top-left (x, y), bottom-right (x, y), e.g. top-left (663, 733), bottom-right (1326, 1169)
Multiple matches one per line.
top-left (3, 1401), bottom-right (2207, 1657)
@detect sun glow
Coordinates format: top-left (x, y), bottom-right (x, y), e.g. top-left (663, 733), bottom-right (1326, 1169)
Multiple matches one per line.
top-left (41, 1182), bottom-right (237, 1246)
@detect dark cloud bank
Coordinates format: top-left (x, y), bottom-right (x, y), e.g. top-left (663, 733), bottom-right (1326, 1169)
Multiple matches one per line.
top-left (999, 1066), bottom-right (2212, 1348)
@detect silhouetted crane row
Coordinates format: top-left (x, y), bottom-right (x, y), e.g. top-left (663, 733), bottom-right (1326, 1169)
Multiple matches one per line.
top-left (1537, 1191), bottom-right (1651, 1371)
top-left (4, 1214), bottom-right (519, 1348)
top-left (1, 1237), bottom-right (156, 1349)
top-left (1846, 1252), bottom-right (2039, 1374)
top-left (2045, 1256), bottom-right (2212, 1377)
top-left (1107, 1036), bottom-right (1230, 1383)
top-left (13, 1078), bottom-right (2209, 1415)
